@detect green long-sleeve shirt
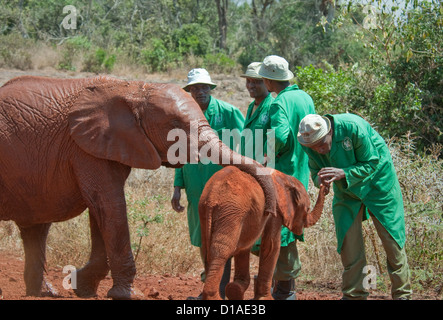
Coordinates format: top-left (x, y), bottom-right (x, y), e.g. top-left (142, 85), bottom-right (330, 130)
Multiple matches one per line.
top-left (302, 113), bottom-right (406, 253)
top-left (264, 84), bottom-right (315, 188)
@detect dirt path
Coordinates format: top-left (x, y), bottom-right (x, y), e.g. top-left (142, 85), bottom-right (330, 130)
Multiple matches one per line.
top-left (0, 251), bottom-right (345, 300)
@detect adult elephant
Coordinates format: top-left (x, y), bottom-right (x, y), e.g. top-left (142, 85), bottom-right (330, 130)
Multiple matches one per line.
top-left (0, 75), bottom-right (276, 299)
top-left (199, 166), bottom-right (326, 300)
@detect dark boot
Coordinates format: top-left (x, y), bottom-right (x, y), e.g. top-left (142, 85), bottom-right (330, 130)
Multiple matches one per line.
top-left (272, 279), bottom-right (296, 300)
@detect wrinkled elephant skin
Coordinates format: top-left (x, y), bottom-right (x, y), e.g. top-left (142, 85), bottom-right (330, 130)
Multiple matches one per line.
top-left (0, 76), bottom-right (276, 299)
top-left (199, 166), bottom-right (326, 300)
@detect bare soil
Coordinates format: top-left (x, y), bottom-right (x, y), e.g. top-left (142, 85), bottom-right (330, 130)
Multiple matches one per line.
top-left (0, 250), bottom-right (344, 300)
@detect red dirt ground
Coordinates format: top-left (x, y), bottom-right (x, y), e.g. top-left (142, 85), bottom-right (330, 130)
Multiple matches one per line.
top-left (0, 251), bottom-right (345, 300)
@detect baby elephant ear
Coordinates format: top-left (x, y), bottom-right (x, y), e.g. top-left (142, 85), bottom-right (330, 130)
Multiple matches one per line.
top-left (68, 83), bottom-right (162, 169)
top-left (274, 173), bottom-right (310, 236)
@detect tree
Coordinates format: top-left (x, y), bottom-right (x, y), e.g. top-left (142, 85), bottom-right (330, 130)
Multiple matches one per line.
top-left (251, 0), bottom-right (274, 41)
top-left (215, 0), bottom-right (228, 50)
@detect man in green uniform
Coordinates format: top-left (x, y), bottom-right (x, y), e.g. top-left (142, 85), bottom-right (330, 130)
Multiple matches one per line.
top-left (258, 55), bottom-right (316, 300)
top-left (240, 62), bottom-right (274, 164)
top-left (171, 68), bottom-right (245, 299)
top-left (297, 113), bottom-right (412, 300)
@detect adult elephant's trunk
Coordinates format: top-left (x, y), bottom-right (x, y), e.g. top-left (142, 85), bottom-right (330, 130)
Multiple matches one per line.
top-left (304, 185), bottom-right (327, 228)
top-left (197, 121), bottom-right (277, 216)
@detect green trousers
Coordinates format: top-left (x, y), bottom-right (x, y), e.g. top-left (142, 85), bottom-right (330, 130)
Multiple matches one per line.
top-left (274, 240), bottom-right (301, 281)
top-left (341, 207), bottom-right (412, 300)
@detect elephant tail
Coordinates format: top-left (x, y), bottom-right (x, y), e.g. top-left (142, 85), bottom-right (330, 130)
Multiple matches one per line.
top-left (199, 202), bottom-right (213, 274)
top-left (304, 185), bottom-right (327, 228)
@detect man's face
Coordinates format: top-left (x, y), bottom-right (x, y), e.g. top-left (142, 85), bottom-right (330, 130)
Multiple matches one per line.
top-left (245, 78), bottom-right (267, 99)
top-left (308, 131), bottom-right (333, 155)
top-left (262, 78), bottom-right (273, 93)
top-left (188, 84), bottom-right (211, 110)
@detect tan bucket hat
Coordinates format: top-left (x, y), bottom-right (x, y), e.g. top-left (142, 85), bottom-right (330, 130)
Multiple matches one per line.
top-left (240, 62), bottom-right (263, 79)
top-left (297, 114), bottom-right (331, 147)
top-left (183, 68), bottom-right (217, 92)
top-left (258, 55), bottom-right (294, 81)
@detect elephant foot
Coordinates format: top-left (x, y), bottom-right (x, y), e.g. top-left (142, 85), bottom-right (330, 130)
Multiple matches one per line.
top-left (107, 285), bottom-right (143, 300)
top-left (74, 286), bottom-right (98, 298)
top-left (73, 274), bottom-right (100, 298)
top-left (26, 279), bottom-right (59, 297)
top-left (107, 284), bottom-right (130, 300)
top-left (225, 282), bottom-right (247, 300)
top-left (41, 279), bottom-right (59, 297)
top-left (73, 263), bottom-right (110, 298)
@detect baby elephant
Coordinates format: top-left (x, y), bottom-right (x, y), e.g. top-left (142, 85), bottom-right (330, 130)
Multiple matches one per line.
top-left (199, 166), bottom-right (326, 300)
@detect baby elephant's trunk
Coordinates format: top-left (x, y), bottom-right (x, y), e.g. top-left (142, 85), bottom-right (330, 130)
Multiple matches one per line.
top-left (304, 185), bottom-right (327, 228)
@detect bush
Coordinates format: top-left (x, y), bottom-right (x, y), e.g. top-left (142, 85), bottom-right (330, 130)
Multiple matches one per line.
top-left (82, 48), bottom-right (116, 74)
top-left (57, 36), bottom-right (91, 71)
top-left (171, 23), bottom-right (211, 57)
top-left (294, 63), bottom-right (359, 115)
top-left (0, 33), bottom-right (34, 70)
top-left (140, 38), bottom-right (180, 72)
top-left (389, 137), bottom-right (443, 296)
top-left (203, 52), bottom-right (238, 73)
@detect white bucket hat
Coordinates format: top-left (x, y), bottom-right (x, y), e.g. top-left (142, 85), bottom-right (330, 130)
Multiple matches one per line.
top-left (258, 55), bottom-right (294, 81)
top-left (183, 68), bottom-right (217, 92)
top-left (240, 62), bottom-right (263, 79)
top-left (297, 114), bottom-right (331, 147)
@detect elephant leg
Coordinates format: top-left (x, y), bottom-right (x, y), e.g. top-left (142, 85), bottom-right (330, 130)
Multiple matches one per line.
top-left (18, 223), bottom-right (54, 296)
top-left (255, 222), bottom-right (282, 300)
top-left (74, 160), bottom-right (135, 299)
top-left (91, 194), bottom-right (135, 300)
top-left (74, 213), bottom-right (110, 298)
top-left (203, 255), bottom-right (231, 300)
top-left (225, 249), bottom-right (251, 300)
top-left (203, 238), bottom-right (236, 300)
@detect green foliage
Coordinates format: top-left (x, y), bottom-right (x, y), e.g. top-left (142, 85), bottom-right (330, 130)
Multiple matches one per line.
top-left (127, 195), bottom-right (165, 262)
top-left (294, 63), bottom-right (357, 115)
top-left (140, 38), bottom-right (180, 72)
top-left (387, 2), bottom-right (443, 149)
top-left (172, 23), bottom-right (211, 57)
top-left (390, 137), bottom-right (443, 294)
top-left (57, 36), bottom-right (91, 71)
top-left (82, 48), bottom-right (116, 73)
top-left (203, 52), bottom-right (238, 73)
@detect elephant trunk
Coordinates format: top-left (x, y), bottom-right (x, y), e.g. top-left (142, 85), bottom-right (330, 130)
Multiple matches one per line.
top-left (304, 185), bottom-right (327, 228)
top-left (197, 121), bottom-right (277, 216)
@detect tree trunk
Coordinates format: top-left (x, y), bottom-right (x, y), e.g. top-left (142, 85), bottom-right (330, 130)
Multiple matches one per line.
top-left (215, 0), bottom-right (228, 50)
top-left (251, 0), bottom-right (274, 42)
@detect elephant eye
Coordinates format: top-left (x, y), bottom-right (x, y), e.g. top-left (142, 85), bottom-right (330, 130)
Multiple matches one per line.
top-left (171, 119), bottom-right (181, 128)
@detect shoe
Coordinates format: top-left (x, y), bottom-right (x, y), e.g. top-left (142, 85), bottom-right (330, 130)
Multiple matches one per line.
top-left (272, 279), bottom-right (296, 300)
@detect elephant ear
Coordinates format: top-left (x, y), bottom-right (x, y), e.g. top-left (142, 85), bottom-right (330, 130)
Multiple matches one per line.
top-left (273, 172), bottom-right (310, 236)
top-left (68, 82), bottom-right (162, 169)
